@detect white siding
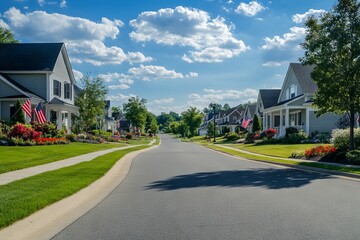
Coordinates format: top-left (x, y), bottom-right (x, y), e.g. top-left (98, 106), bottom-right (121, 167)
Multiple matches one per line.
top-left (279, 67), bottom-right (304, 102)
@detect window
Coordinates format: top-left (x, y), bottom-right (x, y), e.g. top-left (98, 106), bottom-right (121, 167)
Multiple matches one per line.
top-left (64, 82), bottom-right (72, 100)
top-left (290, 84), bottom-right (297, 98)
top-left (53, 80), bottom-right (61, 97)
top-left (233, 116), bottom-right (237, 122)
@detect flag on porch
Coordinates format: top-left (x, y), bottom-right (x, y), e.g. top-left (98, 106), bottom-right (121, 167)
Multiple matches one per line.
top-left (34, 102), bottom-right (47, 124)
top-left (21, 99), bottom-right (32, 118)
top-left (241, 115), bottom-right (251, 129)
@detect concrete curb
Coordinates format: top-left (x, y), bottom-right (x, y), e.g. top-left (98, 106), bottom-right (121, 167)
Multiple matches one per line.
top-left (205, 145), bottom-right (360, 182)
top-left (0, 145), bottom-right (158, 240)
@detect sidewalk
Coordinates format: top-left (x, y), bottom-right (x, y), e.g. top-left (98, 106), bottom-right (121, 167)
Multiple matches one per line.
top-left (0, 139), bottom-right (156, 185)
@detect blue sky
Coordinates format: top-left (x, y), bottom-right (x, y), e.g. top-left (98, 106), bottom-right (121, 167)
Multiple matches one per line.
top-left (0, 0), bottom-right (336, 114)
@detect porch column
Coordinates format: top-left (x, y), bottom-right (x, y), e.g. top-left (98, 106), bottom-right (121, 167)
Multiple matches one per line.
top-left (285, 108), bottom-right (289, 129)
top-left (265, 113), bottom-right (268, 129)
top-left (263, 114), bottom-right (266, 130)
top-left (279, 109), bottom-right (283, 136)
top-left (57, 109), bottom-right (62, 130)
top-left (67, 112), bottom-right (72, 133)
top-left (270, 112), bottom-right (273, 128)
top-left (306, 108), bottom-right (310, 135)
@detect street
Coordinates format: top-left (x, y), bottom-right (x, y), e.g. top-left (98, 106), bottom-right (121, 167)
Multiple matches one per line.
top-left (53, 134), bottom-right (360, 240)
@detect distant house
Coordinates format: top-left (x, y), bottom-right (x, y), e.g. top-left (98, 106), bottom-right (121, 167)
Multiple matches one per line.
top-left (242, 104), bottom-right (257, 132)
top-left (260, 63), bottom-right (341, 137)
top-left (216, 105), bottom-right (245, 134)
top-left (0, 43), bottom-right (79, 132)
top-left (255, 89), bottom-right (281, 130)
top-left (102, 100), bottom-right (115, 133)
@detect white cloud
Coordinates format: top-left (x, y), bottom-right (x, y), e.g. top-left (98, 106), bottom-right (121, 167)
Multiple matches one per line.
top-left (235, 1), bottom-right (265, 17)
top-left (185, 72), bottom-right (199, 78)
top-left (108, 84), bottom-right (130, 90)
top-left (262, 61), bottom-right (283, 67)
top-left (72, 69), bottom-right (83, 81)
top-left (261, 26), bottom-right (306, 50)
top-left (60, 0), bottom-right (67, 8)
top-left (127, 52), bottom-right (153, 65)
top-left (128, 65), bottom-right (184, 81)
top-left (292, 9), bottom-right (326, 24)
top-left (148, 98), bottom-right (175, 105)
top-left (130, 6), bottom-right (248, 63)
top-left (107, 93), bottom-right (136, 102)
top-left (38, 0), bottom-right (45, 6)
top-left (187, 88), bottom-right (258, 109)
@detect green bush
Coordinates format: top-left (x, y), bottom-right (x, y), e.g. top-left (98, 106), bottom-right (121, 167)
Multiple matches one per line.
top-left (285, 127), bottom-right (298, 137)
top-left (245, 133), bottom-right (255, 143)
top-left (291, 150), bottom-right (306, 159)
top-left (284, 131), bottom-right (307, 144)
top-left (346, 150), bottom-right (360, 165)
top-left (331, 128), bottom-right (360, 150)
top-left (334, 151), bottom-right (348, 164)
top-left (225, 132), bottom-right (239, 141)
top-left (65, 133), bottom-right (76, 142)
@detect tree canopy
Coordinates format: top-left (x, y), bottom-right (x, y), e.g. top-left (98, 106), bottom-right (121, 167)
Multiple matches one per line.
top-left (0, 27), bottom-right (19, 43)
top-left (75, 75), bottom-right (108, 132)
top-left (181, 107), bottom-right (203, 137)
top-left (123, 97), bottom-right (148, 132)
top-left (301, 0), bottom-right (360, 149)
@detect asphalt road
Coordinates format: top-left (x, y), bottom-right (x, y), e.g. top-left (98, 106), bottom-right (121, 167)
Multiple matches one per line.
top-left (52, 134), bottom-right (360, 240)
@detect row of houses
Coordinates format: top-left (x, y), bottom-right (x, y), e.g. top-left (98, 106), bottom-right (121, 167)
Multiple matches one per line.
top-left (200, 63), bottom-right (356, 138)
top-left (0, 42), bottom-right (131, 133)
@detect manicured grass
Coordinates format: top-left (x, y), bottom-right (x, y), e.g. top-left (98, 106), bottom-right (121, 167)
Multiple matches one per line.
top-left (0, 142), bottom-right (127, 174)
top-left (207, 144), bottom-right (360, 175)
top-left (0, 145), bottom-right (149, 229)
top-left (222, 143), bottom-right (332, 158)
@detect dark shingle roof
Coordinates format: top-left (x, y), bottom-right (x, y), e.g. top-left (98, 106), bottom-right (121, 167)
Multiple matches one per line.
top-left (290, 63), bottom-right (317, 93)
top-left (259, 89), bottom-right (281, 109)
top-left (0, 43), bottom-right (63, 71)
top-left (0, 72), bottom-right (43, 99)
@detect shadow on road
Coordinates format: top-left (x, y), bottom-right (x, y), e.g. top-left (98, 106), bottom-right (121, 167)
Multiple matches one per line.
top-left (145, 168), bottom-right (332, 191)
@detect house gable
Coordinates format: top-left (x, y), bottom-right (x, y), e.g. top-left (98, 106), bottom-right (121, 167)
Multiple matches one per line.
top-left (278, 64), bottom-right (304, 102)
top-left (0, 79), bottom-right (24, 98)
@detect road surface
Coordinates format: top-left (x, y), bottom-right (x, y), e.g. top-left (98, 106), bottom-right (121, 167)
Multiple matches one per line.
top-left (53, 134), bottom-right (360, 240)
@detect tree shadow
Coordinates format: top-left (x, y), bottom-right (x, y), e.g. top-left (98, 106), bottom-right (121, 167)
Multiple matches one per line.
top-left (144, 168), bottom-right (332, 191)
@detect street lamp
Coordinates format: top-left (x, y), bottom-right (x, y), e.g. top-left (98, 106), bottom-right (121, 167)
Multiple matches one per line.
top-left (212, 104), bottom-right (216, 142)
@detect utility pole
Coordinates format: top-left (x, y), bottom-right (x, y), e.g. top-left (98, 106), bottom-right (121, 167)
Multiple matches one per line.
top-left (212, 104), bottom-right (216, 143)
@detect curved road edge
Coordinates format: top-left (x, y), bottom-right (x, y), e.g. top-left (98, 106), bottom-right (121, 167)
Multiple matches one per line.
top-left (0, 144), bottom-right (159, 240)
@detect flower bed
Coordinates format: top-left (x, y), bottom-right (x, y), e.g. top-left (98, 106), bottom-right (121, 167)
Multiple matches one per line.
top-left (33, 137), bottom-right (68, 145)
top-left (305, 145), bottom-right (337, 159)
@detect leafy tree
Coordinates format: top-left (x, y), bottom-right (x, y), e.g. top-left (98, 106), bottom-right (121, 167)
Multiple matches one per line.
top-left (157, 112), bottom-right (174, 130)
top-left (181, 107), bottom-right (203, 137)
top-left (206, 121), bottom-right (218, 137)
top-left (169, 111), bottom-right (181, 121)
top-left (178, 121), bottom-right (189, 138)
top-left (206, 103), bottom-right (224, 115)
top-left (123, 97), bottom-right (147, 133)
top-left (223, 103), bottom-right (231, 111)
top-left (75, 75), bottom-right (108, 132)
top-left (168, 121), bottom-right (180, 134)
top-left (11, 99), bottom-right (25, 124)
top-left (301, 0), bottom-right (360, 149)
top-left (145, 112), bottom-right (159, 135)
top-left (111, 106), bottom-right (122, 119)
top-left (252, 114), bottom-right (261, 132)
top-left (0, 27), bottom-right (19, 43)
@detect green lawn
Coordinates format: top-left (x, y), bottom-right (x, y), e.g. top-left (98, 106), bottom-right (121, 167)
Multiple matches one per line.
top-left (0, 142), bottom-right (127, 174)
top-left (223, 143), bottom-right (331, 158)
top-left (0, 145), bottom-right (149, 229)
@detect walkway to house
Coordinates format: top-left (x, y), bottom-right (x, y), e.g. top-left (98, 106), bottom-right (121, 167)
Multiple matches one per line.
top-left (0, 139), bottom-right (157, 185)
top-left (217, 144), bottom-right (360, 169)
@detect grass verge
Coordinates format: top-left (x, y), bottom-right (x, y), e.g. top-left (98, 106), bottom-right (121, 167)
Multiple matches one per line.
top-left (207, 144), bottom-right (360, 176)
top-left (0, 142), bottom-right (127, 174)
top-left (0, 145), bottom-right (149, 229)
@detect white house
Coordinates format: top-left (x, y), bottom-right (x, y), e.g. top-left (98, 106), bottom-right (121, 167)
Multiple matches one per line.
top-left (0, 43), bottom-right (79, 132)
top-left (261, 63), bottom-right (341, 137)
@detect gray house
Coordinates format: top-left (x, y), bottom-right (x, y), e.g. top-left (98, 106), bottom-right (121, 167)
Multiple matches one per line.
top-left (261, 63), bottom-right (341, 137)
top-left (0, 43), bottom-right (79, 132)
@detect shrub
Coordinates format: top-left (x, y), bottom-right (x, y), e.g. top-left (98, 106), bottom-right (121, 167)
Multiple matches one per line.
top-left (284, 131), bottom-right (307, 144)
top-left (330, 128), bottom-right (360, 151)
top-left (65, 133), bottom-right (76, 142)
top-left (285, 127), bottom-right (298, 137)
top-left (31, 121), bottom-right (58, 138)
top-left (265, 128), bottom-right (278, 139)
top-left (126, 133), bottom-right (133, 139)
top-left (305, 145), bottom-right (337, 159)
top-left (225, 132), bottom-right (239, 141)
top-left (245, 132), bottom-right (255, 143)
top-left (334, 151), bottom-right (348, 163)
top-left (8, 124), bottom-right (41, 141)
top-left (291, 150), bottom-right (306, 159)
top-left (346, 150), bottom-right (360, 165)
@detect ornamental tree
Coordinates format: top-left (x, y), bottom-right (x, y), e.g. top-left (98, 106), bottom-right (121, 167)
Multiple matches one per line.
top-left (301, 0), bottom-right (360, 150)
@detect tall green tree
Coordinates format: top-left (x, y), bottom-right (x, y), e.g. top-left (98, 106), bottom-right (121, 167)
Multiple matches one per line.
top-left (145, 112), bottom-right (159, 135)
top-left (178, 121), bottom-right (189, 138)
top-left (301, 0), bottom-right (360, 150)
top-left (123, 97), bottom-right (147, 132)
top-left (156, 112), bottom-right (174, 130)
top-left (75, 75), bottom-right (108, 132)
top-left (181, 107), bottom-right (203, 137)
top-left (0, 27), bottom-right (19, 43)
top-left (11, 100), bottom-right (25, 124)
top-left (252, 114), bottom-right (261, 132)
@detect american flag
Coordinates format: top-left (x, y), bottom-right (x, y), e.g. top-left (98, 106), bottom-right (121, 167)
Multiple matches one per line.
top-left (21, 99), bottom-right (32, 118)
top-left (241, 115), bottom-right (251, 129)
top-left (34, 102), bottom-right (47, 124)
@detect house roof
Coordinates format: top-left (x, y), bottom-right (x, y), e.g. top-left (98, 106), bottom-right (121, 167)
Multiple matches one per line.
top-left (0, 72), bottom-right (43, 100)
top-left (290, 63), bottom-right (317, 93)
top-left (275, 94), bottom-right (304, 106)
top-left (259, 89), bottom-right (281, 109)
top-left (0, 43), bottom-right (64, 71)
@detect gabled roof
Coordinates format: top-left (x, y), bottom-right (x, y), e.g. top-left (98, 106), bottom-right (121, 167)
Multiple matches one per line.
top-left (0, 43), bottom-right (64, 71)
top-left (0, 73), bottom-right (43, 100)
top-left (259, 89), bottom-right (281, 109)
top-left (290, 63), bottom-right (317, 93)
